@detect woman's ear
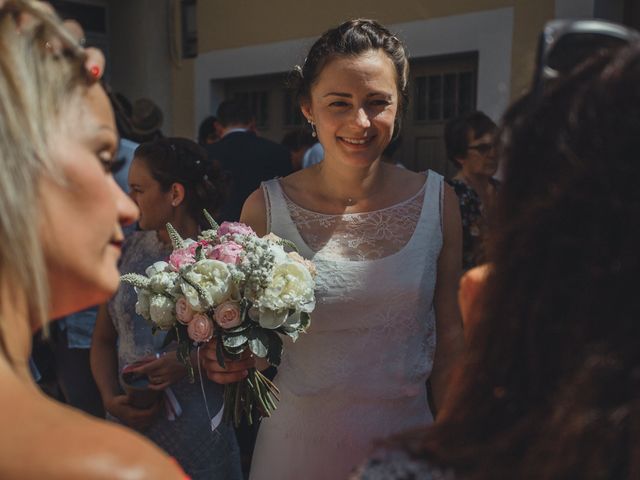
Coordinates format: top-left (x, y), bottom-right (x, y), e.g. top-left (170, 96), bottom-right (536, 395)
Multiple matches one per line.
top-left (170, 182), bottom-right (185, 207)
top-left (300, 100), bottom-right (313, 123)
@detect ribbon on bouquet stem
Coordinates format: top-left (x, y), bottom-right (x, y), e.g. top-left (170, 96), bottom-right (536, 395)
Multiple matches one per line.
top-left (197, 345), bottom-right (225, 431)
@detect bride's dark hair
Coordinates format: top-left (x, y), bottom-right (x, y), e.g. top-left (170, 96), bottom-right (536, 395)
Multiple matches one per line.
top-left (289, 19), bottom-right (409, 134)
top-left (393, 44), bottom-right (640, 480)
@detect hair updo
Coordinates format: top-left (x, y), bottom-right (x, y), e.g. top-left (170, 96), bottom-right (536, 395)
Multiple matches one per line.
top-left (290, 19), bottom-right (409, 126)
top-left (134, 138), bottom-right (226, 228)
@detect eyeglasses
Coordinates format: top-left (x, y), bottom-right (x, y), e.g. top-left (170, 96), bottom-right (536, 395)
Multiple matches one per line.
top-left (532, 19), bottom-right (640, 95)
top-left (467, 143), bottom-right (494, 155)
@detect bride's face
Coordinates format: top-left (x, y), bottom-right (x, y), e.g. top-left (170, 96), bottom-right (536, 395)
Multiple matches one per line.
top-left (301, 49), bottom-right (399, 169)
top-left (39, 85), bottom-right (138, 319)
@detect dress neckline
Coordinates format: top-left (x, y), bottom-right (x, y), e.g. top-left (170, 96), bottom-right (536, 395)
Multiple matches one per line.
top-left (271, 172), bottom-right (438, 264)
top-left (277, 175), bottom-right (427, 218)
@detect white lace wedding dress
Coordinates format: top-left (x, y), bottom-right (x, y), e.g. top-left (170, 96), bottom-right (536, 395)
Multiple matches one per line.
top-left (250, 172), bottom-right (443, 480)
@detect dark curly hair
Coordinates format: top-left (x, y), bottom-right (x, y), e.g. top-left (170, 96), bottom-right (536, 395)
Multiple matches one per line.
top-left (289, 19), bottom-right (409, 134)
top-left (392, 44), bottom-right (640, 479)
top-left (134, 138), bottom-right (226, 228)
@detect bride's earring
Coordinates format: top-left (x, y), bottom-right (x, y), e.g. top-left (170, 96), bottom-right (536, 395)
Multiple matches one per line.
top-left (308, 119), bottom-right (317, 138)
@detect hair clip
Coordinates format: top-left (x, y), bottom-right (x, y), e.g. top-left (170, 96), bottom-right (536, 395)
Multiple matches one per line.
top-left (89, 65), bottom-right (101, 79)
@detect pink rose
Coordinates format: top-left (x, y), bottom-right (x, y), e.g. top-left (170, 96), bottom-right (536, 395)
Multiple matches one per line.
top-left (214, 302), bottom-right (242, 329)
top-left (209, 241), bottom-right (243, 265)
top-left (175, 297), bottom-right (195, 325)
top-left (218, 222), bottom-right (256, 237)
top-left (169, 240), bottom-right (211, 270)
top-left (187, 313), bottom-right (214, 343)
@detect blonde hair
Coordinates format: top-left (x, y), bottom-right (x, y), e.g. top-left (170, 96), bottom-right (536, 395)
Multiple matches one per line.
top-left (0, 1), bottom-right (91, 336)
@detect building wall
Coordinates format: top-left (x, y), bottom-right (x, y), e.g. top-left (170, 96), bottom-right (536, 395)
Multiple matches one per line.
top-left (108, 0), bottom-right (174, 134)
top-left (179, 0), bottom-right (556, 137)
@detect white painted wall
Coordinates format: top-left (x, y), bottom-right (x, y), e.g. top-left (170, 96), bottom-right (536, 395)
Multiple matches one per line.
top-left (194, 7), bottom-right (514, 126)
top-left (555, 0), bottom-right (595, 19)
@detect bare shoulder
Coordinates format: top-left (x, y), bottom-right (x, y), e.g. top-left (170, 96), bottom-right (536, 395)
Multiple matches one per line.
top-left (384, 164), bottom-right (429, 198)
top-left (0, 388), bottom-right (184, 480)
top-left (241, 188), bottom-right (268, 236)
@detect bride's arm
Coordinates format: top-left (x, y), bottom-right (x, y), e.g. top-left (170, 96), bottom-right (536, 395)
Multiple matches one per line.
top-left (430, 184), bottom-right (464, 413)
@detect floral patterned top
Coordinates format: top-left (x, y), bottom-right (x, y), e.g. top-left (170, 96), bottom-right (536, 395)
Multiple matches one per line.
top-left (351, 449), bottom-right (452, 480)
top-left (446, 178), bottom-right (499, 271)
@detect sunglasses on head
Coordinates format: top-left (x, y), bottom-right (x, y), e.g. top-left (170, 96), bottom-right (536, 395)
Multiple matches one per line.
top-left (532, 19), bottom-right (640, 96)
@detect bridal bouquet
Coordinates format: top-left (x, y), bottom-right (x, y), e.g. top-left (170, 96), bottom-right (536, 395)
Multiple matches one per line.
top-left (121, 212), bottom-right (316, 426)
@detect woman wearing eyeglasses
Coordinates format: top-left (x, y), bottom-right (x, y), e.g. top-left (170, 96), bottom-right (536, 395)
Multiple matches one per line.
top-left (444, 111), bottom-right (499, 270)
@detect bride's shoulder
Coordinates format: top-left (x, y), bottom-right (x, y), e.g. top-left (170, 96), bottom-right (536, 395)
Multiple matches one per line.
top-left (0, 386), bottom-right (184, 479)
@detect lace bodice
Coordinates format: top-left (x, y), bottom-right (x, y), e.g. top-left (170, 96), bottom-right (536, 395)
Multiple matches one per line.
top-left (250, 172), bottom-right (444, 480)
top-left (283, 184), bottom-right (425, 261)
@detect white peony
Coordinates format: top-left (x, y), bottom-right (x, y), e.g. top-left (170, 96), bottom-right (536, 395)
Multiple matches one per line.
top-left (149, 294), bottom-right (176, 329)
top-left (148, 271), bottom-right (179, 294)
top-left (145, 260), bottom-right (171, 277)
top-left (134, 287), bottom-right (151, 320)
top-left (180, 259), bottom-right (233, 310)
top-left (259, 260), bottom-right (315, 314)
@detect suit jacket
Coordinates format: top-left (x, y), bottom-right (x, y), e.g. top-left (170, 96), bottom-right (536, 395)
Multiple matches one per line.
top-left (206, 131), bottom-right (292, 222)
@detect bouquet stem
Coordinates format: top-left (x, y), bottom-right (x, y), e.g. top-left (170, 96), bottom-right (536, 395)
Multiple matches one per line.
top-left (223, 368), bottom-right (280, 427)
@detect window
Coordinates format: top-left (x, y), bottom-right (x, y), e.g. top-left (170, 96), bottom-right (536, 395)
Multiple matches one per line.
top-left (233, 91), bottom-right (269, 128)
top-left (283, 91), bottom-right (304, 127)
top-left (414, 70), bottom-right (476, 122)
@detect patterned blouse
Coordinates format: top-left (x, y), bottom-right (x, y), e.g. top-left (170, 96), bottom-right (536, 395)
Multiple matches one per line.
top-left (446, 178), bottom-right (499, 271)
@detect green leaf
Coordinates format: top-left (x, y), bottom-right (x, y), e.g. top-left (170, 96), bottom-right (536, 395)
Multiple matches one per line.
top-left (266, 330), bottom-right (283, 366)
top-left (248, 329), bottom-right (269, 357)
top-left (300, 311), bottom-right (311, 331)
top-left (223, 333), bottom-right (248, 349)
top-left (195, 244), bottom-right (206, 261)
top-left (216, 337), bottom-right (226, 368)
top-left (177, 340), bottom-right (194, 383)
top-left (161, 326), bottom-right (179, 349)
top-left (279, 323), bottom-right (300, 341)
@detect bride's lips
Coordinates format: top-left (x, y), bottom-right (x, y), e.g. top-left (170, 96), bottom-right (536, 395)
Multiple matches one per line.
top-left (337, 135), bottom-right (376, 149)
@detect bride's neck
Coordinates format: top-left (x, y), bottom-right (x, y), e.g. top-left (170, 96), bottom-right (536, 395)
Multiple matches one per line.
top-left (315, 159), bottom-right (384, 205)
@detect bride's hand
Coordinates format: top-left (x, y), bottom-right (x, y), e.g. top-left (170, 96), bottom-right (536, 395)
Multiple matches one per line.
top-left (200, 338), bottom-right (255, 384)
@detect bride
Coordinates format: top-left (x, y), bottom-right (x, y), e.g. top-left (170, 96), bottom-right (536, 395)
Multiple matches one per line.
top-left (203, 19), bottom-right (464, 480)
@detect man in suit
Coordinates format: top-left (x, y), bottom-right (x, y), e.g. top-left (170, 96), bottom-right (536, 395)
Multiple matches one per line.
top-left (207, 100), bottom-right (292, 222)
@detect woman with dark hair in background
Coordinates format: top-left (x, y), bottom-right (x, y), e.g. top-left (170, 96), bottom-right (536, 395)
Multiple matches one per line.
top-left (91, 138), bottom-right (241, 480)
top-left (203, 19), bottom-right (464, 480)
top-left (356, 42), bottom-right (640, 480)
top-left (444, 111), bottom-right (499, 270)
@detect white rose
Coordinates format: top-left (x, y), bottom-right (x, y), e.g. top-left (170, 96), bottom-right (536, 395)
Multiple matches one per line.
top-left (134, 287), bottom-right (151, 320)
top-left (149, 294), bottom-right (176, 329)
top-left (145, 260), bottom-right (171, 277)
top-left (260, 261), bottom-right (315, 312)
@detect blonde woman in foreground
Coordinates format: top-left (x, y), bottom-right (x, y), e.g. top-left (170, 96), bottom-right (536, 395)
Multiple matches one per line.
top-left (0, 1), bottom-right (187, 478)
